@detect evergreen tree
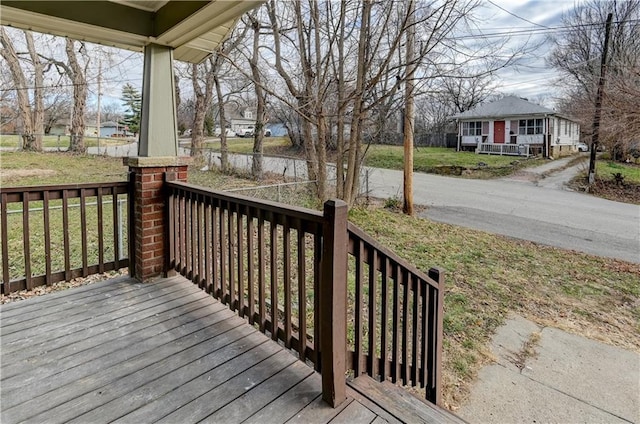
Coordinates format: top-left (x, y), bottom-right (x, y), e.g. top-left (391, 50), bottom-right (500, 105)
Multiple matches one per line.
top-left (120, 83), bottom-right (142, 134)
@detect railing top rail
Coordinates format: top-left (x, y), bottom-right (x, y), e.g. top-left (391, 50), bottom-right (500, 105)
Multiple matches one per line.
top-left (347, 221), bottom-right (440, 289)
top-left (166, 180), bottom-right (324, 224)
top-left (0, 181), bottom-right (130, 203)
top-left (0, 181), bottom-right (129, 194)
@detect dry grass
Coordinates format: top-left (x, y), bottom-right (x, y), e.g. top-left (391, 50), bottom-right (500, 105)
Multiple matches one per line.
top-left (348, 206), bottom-right (640, 409)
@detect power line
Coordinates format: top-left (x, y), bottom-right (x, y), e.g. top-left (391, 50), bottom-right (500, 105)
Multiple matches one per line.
top-left (457, 19), bottom-right (639, 41)
top-left (487, 0), bottom-right (551, 29)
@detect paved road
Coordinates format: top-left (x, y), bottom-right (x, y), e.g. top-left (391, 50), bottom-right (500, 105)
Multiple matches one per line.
top-left (366, 166), bottom-right (639, 263)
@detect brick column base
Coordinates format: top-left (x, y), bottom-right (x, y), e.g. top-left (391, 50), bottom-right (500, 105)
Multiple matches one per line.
top-left (125, 157), bottom-right (189, 282)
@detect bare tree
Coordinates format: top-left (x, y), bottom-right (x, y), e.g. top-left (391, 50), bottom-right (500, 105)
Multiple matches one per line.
top-left (248, 12), bottom-right (267, 179)
top-left (549, 0), bottom-right (640, 157)
top-left (43, 91), bottom-right (72, 134)
top-left (230, 0), bottom-right (530, 205)
top-left (213, 22), bottom-right (252, 173)
top-left (0, 28), bottom-right (44, 150)
top-left (42, 39), bottom-right (90, 152)
top-left (190, 58), bottom-right (215, 158)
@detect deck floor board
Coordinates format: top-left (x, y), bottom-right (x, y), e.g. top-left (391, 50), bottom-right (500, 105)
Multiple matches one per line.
top-left (1, 275), bottom-right (458, 424)
top-left (1, 293), bottom-right (217, 373)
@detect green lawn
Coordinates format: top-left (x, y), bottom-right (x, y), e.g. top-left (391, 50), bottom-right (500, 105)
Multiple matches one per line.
top-left (597, 161), bottom-right (640, 184)
top-left (1, 151), bottom-right (129, 186)
top-left (363, 145), bottom-right (546, 177)
top-left (202, 136), bottom-right (291, 154)
top-left (0, 134), bottom-right (130, 149)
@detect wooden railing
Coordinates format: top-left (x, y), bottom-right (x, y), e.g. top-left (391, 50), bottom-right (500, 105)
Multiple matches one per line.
top-left (165, 180), bottom-right (326, 366)
top-left (0, 181), bottom-right (131, 294)
top-left (166, 180), bottom-right (444, 406)
top-left (347, 223), bottom-right (443, 404)
top-left (478, 143), bottom-right (530, 157)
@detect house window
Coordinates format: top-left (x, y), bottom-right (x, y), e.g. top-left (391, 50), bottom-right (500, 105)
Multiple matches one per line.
top-left (519, 119), bottom-right (543, 135)
top-left (557, 119), bottom-right (561, 137)
top-left (245, 111), bottom-right (253, 119)
top-left (462, 121), bottom-right (482, 136)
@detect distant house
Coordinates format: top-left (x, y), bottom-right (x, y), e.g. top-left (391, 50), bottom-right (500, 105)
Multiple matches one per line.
top-left (48, 120), bottom-right (100, 137)
top-left (450, 96), bottom-right (581, 158)
top-left (100, 121), bottom-right (123, 137)
top-left (225, 107), bottom-right (258, 132)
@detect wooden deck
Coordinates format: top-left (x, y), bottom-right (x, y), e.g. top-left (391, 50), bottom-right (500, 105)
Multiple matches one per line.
top-left (0, 275), bottom-right (462, 424)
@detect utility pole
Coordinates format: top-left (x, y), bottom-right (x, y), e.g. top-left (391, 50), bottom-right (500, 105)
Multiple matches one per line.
top-left (96, 59), bottom-right (102, 151)
top-left (403, 0), bottom-right (416, 216)
top-left (588, 13), bottom-right (612, 185)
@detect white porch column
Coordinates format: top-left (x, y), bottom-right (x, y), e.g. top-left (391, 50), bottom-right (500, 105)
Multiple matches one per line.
top-left (139, 44), bottom-right (178, 157)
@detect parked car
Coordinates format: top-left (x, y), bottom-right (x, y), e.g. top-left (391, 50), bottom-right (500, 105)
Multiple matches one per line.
top-left (235, 126), bottom-right (254, 137)
top-left (214, 127), bottom-right (234, 137)
top-left (577, 142), bottom-right (589, 152)
top-left (236, 126), bottom-right (272, 137)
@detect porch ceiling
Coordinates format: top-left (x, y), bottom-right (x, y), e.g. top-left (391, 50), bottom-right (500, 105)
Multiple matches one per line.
top-left (0, 0), bottom-right (262, 63)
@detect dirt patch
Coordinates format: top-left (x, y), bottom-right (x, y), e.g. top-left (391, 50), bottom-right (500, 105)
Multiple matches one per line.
top-left (568, 177), bottom-right (640, 205)
top-left (2, 168), bottom-right (57, 180)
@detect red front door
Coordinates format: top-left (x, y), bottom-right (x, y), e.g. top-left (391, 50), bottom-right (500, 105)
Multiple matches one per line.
top-left (494, 121), bottom-right (505, 144)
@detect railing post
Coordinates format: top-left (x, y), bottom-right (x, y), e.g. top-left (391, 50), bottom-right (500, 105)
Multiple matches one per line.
top-left (320, 199), bottom-right (348, 408)
top-left (427, 267), bottom-right (444, 406)
top-left (125, 157), bottom-right (189, 282)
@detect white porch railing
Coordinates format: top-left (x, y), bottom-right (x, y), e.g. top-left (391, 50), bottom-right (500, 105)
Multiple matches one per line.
top-left (477, 143), bottom-right (530, 157)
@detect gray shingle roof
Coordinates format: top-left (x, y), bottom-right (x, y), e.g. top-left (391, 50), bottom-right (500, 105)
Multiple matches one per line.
top-left (451, 96), bottom-right (556, 119)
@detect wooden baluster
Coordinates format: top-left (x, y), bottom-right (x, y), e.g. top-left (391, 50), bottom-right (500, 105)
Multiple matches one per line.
top-left (270, 213), bottom-right (278, 341)
top-left (380, 256), bottom-right (390, 381)
top-left (297, 221), bottom-right (307, 361)
top-left (96, 189), bottom-right (104, 274)
top-left (247, 205), bottom-right (255, 323)
top-left (411, 274), bottom-right (420, 386)
top-left (427, 268), bottom-right (444, 405)
top-left (283, 218), bottom-right (292, 348)
top-left (22, 190), bottom-right (32, 289)
top-left (392, 262), bottom-right (401, 383)
top-left (402, 268), bottom-right (410, 385)
top-left (43, 190), bottom-right (53, 284)
top-left (368, 247), bottom-right (378, 378)
top-left (257, 209), bottom-right (266, 332)
top-left (354, 238), bottom-right (364, 377)
top-left (236, 202), bottom-right (244, 315)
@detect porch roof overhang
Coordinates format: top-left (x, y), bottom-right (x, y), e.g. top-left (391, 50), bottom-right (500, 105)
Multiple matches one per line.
top-left (0, 0), bottom-right (262, 63)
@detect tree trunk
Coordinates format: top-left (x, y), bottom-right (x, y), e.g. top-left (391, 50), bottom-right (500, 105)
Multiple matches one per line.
top-left (249, 15), bottom-right (265, 180)
top-left (214, 74), bottom-right (230, 173)
top-left (0, 28), bottom-right (38, 151)
top-left (190, 60), bottom-right (214, 159)
top-left (403, 0), bottom-right (416, 216)
top-left (65, 39), bottom-right (87, 153)
top-left (344, 0), bottom-right (372, 205)
top-left (335, 2), bottom-right (347, 199)
top-left (24, 31), bottom-right (45, 150)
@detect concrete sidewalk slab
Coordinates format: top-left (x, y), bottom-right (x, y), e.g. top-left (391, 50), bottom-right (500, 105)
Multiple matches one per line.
top-left (523, 327), bottom-right (640, 423)
top-left (458, 315), bottom-right (640, 423)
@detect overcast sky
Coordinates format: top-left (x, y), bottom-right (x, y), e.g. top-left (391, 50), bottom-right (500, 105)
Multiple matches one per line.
top-left (473, 0), bottom-right (580, 106)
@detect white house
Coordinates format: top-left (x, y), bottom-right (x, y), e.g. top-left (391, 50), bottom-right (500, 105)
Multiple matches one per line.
top-left (451, 96), bottom-right (581, 158)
